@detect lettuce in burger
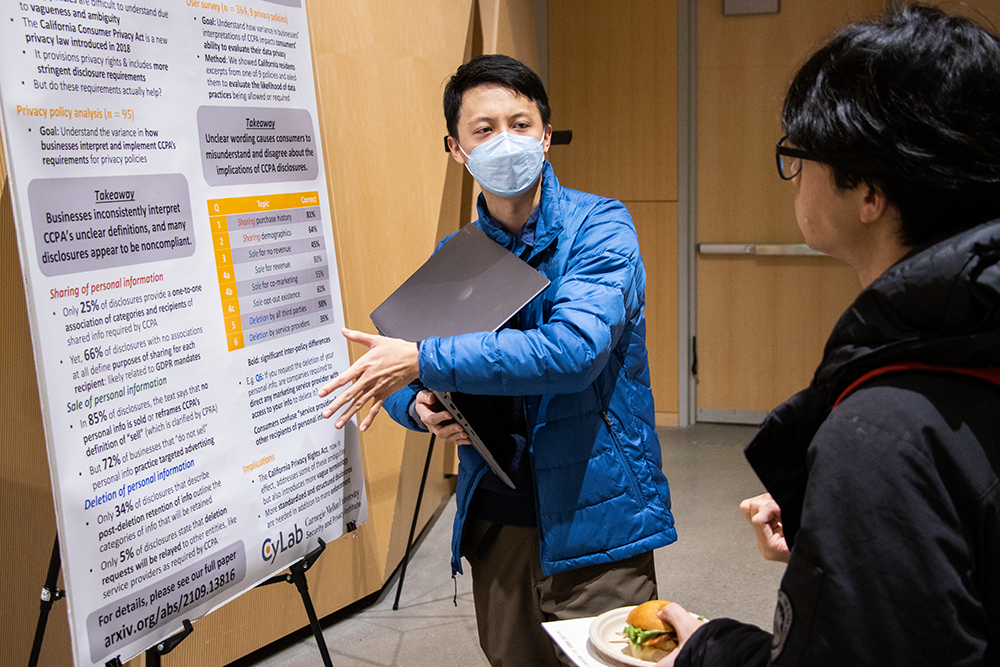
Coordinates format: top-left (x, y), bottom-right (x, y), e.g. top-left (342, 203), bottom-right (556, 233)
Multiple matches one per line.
top-left (623, 600), bottom-right (679, 661)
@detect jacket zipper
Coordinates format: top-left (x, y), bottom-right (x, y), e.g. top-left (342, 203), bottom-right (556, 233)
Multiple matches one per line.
top-left (600, 411), bottom-right (646, 509)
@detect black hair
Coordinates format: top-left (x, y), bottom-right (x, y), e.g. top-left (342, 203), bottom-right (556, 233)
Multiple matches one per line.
top-left (443, 54), bottom-right (551, 141)
top-left (782, 4), bottom-right (1000, 246)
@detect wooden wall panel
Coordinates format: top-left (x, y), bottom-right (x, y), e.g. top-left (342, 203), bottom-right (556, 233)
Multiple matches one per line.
top-left (949, 1), bottom-right (1000, 25)
top-left (696, 257), bottom-right (858, 413)
top-left (697, 2), bottom-right (888, 245)
top-left (547, 0), bottom-right (677, 203)
top-left (631, 203), bottom-right (679, 420)
top-left (699, 0), bottom-right (1000, 243)
top-left (485, 0), bottom-right (543, 73)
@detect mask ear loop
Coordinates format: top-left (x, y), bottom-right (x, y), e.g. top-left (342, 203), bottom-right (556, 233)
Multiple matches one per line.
top-left (457, 144), bottom-right (475, 180)
top-left (455, 141), bottom-right (480, 181)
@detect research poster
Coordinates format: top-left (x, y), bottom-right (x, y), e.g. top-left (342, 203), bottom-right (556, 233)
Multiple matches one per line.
top-left (0, 0), bottom-right (368, 665)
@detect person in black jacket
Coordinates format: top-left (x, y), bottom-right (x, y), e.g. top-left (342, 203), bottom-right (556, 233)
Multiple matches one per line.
top-left (658, 5), bottom-right (1000, 666)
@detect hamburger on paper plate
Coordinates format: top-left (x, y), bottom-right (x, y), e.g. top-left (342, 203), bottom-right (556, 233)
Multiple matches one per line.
top-left (622, 600), bottom-right (679, 661)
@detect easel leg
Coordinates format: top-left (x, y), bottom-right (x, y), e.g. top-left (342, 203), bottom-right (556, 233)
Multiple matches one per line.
top-left (289, 562), bottom-right (334, 667)
top-left (257, 539), bottom-right (335, 667)
top-left (392, 434), bottom-right (435, 611)
top-left (29, 534), bottom-right (64, 667)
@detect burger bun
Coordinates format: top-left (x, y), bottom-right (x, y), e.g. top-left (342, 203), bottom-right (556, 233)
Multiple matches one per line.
top-left (625, 600), bottom-right (678, 662)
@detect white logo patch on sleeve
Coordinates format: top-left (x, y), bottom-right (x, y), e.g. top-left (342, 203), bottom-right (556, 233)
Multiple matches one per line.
top-left (771, 589), bottom-right (793, 660)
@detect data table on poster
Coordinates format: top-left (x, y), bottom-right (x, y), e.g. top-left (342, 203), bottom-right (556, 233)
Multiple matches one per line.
top-left (209, 192), bottom-right (334, 351)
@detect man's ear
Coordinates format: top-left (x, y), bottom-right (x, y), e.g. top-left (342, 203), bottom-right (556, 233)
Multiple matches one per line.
top-left (541, 124), bottom-right (553, 153)
top-left (859, 182), bottom-right (890, 224)
top-left (447, 136), bottom-right (467, 165)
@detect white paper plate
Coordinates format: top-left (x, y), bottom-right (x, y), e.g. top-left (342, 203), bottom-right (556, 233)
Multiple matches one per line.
top-left (588, 605), bottom-right (702, 667)
top-left (588, 606), bottom-right (667, 666)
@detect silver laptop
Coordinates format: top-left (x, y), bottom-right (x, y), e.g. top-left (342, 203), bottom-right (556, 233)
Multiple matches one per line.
top-left (371, 224), bottom-right (550, 488)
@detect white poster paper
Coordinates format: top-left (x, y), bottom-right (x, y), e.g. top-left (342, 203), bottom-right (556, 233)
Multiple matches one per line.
top-left (0, 0), bottom-right (367, 665)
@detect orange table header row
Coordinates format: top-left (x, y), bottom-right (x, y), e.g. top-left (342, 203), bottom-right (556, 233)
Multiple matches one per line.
top-left (207, 191), bottom-right (320, 216)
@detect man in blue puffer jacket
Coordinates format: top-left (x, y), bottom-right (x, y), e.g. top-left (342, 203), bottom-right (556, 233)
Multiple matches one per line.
top-left (319, 54), bottom-right (676, 666)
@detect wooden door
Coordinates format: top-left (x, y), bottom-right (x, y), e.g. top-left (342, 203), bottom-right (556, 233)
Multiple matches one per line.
top-left (695, 1), bottom-right (888, 423)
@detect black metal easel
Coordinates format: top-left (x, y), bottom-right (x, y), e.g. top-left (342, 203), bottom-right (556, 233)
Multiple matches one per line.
top-left (256, 537), bottom-right (335, 667)
top-left (392, 434), bottom-right (436, 610)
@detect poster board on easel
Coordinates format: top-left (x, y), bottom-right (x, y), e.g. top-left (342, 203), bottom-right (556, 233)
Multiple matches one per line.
top-left (0, 1), bottom-right (367, 664)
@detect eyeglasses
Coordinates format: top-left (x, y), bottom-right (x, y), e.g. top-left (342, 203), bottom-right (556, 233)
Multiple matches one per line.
top-left (775, 135), bottom-right (813, 180)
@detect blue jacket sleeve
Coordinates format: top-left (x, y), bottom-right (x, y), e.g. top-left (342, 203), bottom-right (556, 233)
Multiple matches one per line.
top-left (419, 202), bottom-right (643, 396)
top-left (384, 378), bottom-right (427, 431)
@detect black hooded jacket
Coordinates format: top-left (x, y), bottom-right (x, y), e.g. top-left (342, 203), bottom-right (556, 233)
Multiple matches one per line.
top-left (678, 220), bottom-right (1000, 666)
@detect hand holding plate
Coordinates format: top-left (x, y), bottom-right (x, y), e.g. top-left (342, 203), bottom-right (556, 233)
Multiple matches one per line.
top-left (654, 603), bottom-right (706, 667)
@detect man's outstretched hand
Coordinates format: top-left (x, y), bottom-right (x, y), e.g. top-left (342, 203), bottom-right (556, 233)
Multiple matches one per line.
top-left (318, 328), bottom-right (419, 431)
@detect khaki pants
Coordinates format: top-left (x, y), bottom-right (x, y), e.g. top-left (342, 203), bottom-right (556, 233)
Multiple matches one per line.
top-left (463, 515), bottom-right (658, 667)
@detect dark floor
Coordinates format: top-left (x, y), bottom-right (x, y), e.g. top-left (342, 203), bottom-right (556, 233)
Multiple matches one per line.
top-left (242, 423), bottom-right (784, 667)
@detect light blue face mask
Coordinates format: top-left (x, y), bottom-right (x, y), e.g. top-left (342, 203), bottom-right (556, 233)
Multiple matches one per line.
top-left (460, 131), bottom-right (546, 198)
